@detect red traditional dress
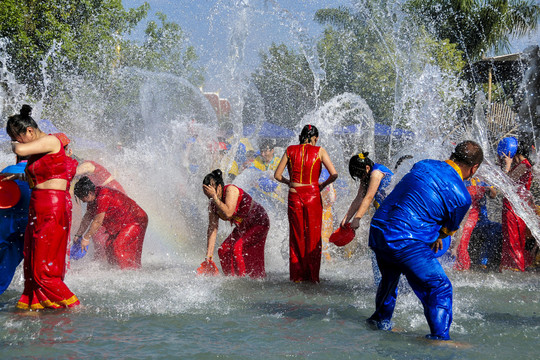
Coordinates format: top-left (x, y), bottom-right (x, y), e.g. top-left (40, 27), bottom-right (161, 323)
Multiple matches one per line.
top-left (214, 185), bottom-right (269, 278)
top-left (501, 158), bottom-right (533, 271)
top-left (17, 136), bottom-right (80, 310)
top-left (454, 178), bottom-right (490, 270)
top-left (86, 160), bottom-right (125, 193)
top-left (286, 144), bottom-right (323, 282)
top-left (63, 149), bottom-right (79, 272)
top-left (85, 160), bottom-right (126, 260)
top-left (87, 187), bottom-right (148, 269)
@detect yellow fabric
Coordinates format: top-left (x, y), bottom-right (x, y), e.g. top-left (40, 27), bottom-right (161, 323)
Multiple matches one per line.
top-left (252, 155), bottom-right (280, 172)
top-left (444, 159), bottom-right (463, 180)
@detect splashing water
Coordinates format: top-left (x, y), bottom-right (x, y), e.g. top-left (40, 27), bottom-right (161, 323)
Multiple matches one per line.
top-left (1, 1), bottom-right (539, 359)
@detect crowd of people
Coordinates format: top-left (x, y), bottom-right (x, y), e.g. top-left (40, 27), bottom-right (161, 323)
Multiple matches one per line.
top-left (1, 104), bottom-right (539, 342)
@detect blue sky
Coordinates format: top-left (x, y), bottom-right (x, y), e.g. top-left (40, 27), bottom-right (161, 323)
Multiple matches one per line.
top-left (122, 0), bottom-right (540, 93)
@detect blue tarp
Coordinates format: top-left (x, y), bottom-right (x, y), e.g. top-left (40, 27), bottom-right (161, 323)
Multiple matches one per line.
top-left (241, 122), bottom-right (414, 139)
top-left (243, 122), bottom-right (296, 138)
top-left (335, 123), bottom-right (414, 138)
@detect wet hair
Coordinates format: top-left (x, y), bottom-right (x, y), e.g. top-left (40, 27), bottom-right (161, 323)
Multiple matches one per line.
top-left (299, 124), bottom-right (319, 144)
top-left (6, 104), bottom-right (38, 139)
top-left (259, 138), bottom-right (275, 151)
top-left (394, 155), bottom-right (413, 170)
top-left (348, 152), bottom-right (374, 181)
top-left (516, 140), bottom-right (531, 160)
top-left (74, 176), bottom-right (96, 200)
top-left (203, 169), bottom-right (225, 188)
top-left (450, 140), bottom-right (484, 167)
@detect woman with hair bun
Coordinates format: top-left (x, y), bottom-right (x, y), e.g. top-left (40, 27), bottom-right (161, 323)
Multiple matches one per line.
top-left (500, 140), bottom-right (534, 271)
top-left (202, 169), bottom-right (269, 278)
top-left (6, 105), bottom-right (79, 310)
top-left (341, 152), bottom-right (393, 229)
top-left (274, 124), bottom-right (338, 283)
top-left (340, 152), bottom-right (393, 285)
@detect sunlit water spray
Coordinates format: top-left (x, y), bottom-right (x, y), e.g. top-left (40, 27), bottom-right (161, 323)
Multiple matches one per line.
top-left (1, 1), bottom-right (539, 358)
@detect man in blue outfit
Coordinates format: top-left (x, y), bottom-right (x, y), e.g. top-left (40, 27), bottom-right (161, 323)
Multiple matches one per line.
top-left (368, 140), bottom-right (484, 340)
top-left (0, 156), bottom-right (31, 294)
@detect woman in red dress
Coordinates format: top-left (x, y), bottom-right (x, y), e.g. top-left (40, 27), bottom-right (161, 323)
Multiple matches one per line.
top-left (202, 169), bottom-right (269, 278)
top-left (73, 177), bottom-right (148, 269)
top-left (500, 141), bottom-right (534, 271)
top-left (74, 159), bottom-right (126, 260)
top-left (7, 105), bottom-right (79, 310)
top-left (75, 160), bottom-right (125, 193)
top-left (274, 125), bottom-right (338, 282)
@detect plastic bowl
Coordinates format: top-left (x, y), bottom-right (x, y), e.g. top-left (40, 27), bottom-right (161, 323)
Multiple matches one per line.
top-left (497, 137), bottom-right (518, 157)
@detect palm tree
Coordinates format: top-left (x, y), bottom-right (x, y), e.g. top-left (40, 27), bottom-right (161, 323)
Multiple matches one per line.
top-left (405, 0), bottom-right (540, 59)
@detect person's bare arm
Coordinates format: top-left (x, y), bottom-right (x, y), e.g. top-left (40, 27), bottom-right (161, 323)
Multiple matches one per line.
top-left (319, 148), bottom-right (338, 190)
top-left (75, 162), bottom-right (96, 177)
top-left (346, 171), bottom-right (384, 229)
top-left (74, 210), bottom-right (95, 238)
top-left (206, 207), bottom-right (219, 259)
top-left (12, 135), bottom-right (60, 157)
top-left (78, 212), bottom-right (105, 249)
top-left (274, 153), bottom-right (290, 186)
top-left (202, 185), bottom-right (240, 220)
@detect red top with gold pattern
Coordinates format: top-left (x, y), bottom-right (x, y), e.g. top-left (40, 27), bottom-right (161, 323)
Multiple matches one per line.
top-left (286, 144), bottom-right (321, 185)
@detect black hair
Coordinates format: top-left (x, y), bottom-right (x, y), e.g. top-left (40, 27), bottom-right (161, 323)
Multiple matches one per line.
top-left (6, 104), bottom-right (38, 139)
top-left (203, 169), bottom-right (225, 188)
top-left (259, 138), bottom-right (275, 151)
top-left (516, 140), bottom-right (531, 160)
top-left (394, 155), bottom-right (413, 170)
top-left (299, 124), bottom-right (319, 144)
top-left (348, 151), bottom-right (374, 181)
top-left (74, 176), bottom-right (96, 200)
top-left (450, 140), bottom-right (484, 167)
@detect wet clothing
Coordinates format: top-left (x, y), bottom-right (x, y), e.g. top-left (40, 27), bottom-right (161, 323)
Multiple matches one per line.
top-left (286, 144), bottom-right (323, 282)
top-left (25, 139), bottom-right (69, 189)
top-left (368, 159), bottom-right (471, 340)
top-left (320, 169), bottom-right (336, 261)
top-left (214, 185), bottom-right (268, 277)
top-left (65, 156), bottom-right (78, 271)
top-left (87, 187), bottom-right (147, 269)
top-left (501, 158), bottom-right (533, 271)
top-left (454, 178), bottom-right (491, 270)
top-left (17, 190), bottom-right (79, 310)
top-left (17, 139), bottom-right (79, 310)
top-left (0, 161), bottom-right (31, 294)
top-left (371, 163), bottom-right (393, 209)
top-left (367, 164), bottom-right (394, 285)
top-left (287, 144), bottom-right (322, 185)
top-left (86, 161), bottom-right (126, 193)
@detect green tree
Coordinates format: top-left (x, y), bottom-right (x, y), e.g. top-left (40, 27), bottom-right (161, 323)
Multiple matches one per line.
top-left (0, 0), bottom-right (149, 95)
top-left (314, 5), bottom-right (466, 124)
top-left (405, 0), bottom-right (540, 59)
top-left (122, 12), bottom-right (204, 87)
top-left (251, 43), bottom-right (316, 128)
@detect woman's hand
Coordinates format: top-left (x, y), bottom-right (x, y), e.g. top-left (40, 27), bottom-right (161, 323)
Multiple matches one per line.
top-left (340, 216), bottom-right (348, 228)
top-left (81, 236), bottom-right (90, 250)
top-left (501, 153), bottom-right (513, 172)
top-left (350, 217), bottom-right (361, 230)
top-left (203, 184), bottom-right (217, 199)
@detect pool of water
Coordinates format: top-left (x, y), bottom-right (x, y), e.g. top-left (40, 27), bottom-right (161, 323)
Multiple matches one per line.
top-left (1, 252), bottom-right (538, 359)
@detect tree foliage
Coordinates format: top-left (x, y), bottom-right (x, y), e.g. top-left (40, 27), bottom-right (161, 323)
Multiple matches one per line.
top-left (122, 12), bottom-right (204, 87)
top-left (0, 0), bottom-right (149, 95)
top-left (405, 0), bottom-right (540, 59)
top-left (251, 43), bottom-right (316, 128)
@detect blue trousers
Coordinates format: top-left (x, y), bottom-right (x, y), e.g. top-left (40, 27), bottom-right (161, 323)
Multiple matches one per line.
top-left (368, 241), bottom-right (453, 340)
